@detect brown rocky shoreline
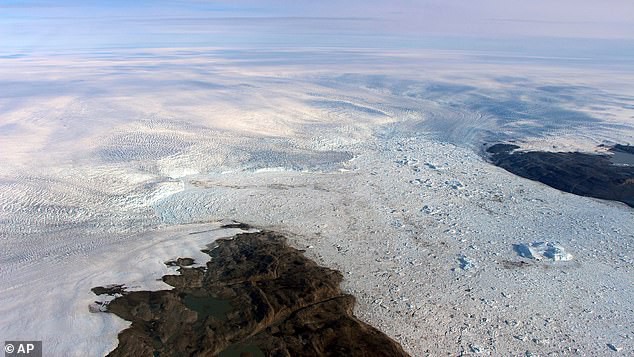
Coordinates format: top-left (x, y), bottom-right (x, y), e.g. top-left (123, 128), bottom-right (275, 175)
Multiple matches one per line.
top-left (92, 230), bottom-right (409, 357)
top-left (485, 143), bottom-right (634, 207)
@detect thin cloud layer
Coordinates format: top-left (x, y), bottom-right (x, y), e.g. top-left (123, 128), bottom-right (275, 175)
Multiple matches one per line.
top-left (2, 0), bottom-right (633, 54)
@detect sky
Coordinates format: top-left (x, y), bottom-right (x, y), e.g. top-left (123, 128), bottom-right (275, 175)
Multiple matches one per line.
top-left (1, 0), bottom-right (634, 55)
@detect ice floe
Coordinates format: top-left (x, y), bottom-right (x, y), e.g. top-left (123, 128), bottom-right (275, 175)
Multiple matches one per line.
top-left (514, 242), bottom-right (573, 262)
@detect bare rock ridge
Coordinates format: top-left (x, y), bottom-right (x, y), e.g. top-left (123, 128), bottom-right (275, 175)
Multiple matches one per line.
top-left (93, 230), bottom-right (409, 357)
top-left (485, 143), bottom-right (634, 207)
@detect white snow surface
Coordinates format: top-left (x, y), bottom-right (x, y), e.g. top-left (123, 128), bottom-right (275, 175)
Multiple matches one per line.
top-left (0, 49), bottom-right (633, 356)
top-left (0, 223), bottom-right (248, 356)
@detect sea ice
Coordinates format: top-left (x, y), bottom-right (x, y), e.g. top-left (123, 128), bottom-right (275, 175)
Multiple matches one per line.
top-left (515, 242), bottom-right (573, 262)
top-left (446, 179), bottom-right (465, 190)
top-left (458, 255), bottom-right (475, 270)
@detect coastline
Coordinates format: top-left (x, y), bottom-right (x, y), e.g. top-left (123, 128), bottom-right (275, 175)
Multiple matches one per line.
top-left (96, 230), bottom-right (408, 356)
top-left (485, 143), bottom-right (634, 207)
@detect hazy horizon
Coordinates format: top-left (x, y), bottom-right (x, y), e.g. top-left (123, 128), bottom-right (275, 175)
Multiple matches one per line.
top-left (2, 0), bottom-right (634, 63)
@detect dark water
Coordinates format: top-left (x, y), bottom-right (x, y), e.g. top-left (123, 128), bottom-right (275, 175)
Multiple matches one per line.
top-left (182, 294), bottom-right (232, 321)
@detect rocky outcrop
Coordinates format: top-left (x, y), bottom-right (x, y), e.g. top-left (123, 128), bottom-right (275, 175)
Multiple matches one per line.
top-left (485, 143), bottom-right (634, 207)
top-left (93, 231), bottom-right (409, 357)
